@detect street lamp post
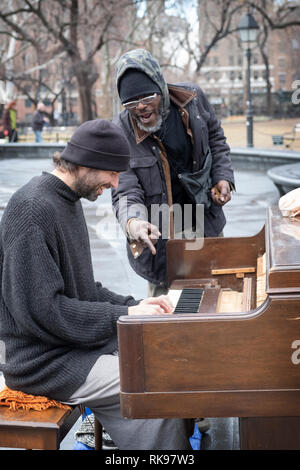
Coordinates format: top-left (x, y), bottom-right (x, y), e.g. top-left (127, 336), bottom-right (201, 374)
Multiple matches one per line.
top-left (238, 13), bottom-right (259, 148)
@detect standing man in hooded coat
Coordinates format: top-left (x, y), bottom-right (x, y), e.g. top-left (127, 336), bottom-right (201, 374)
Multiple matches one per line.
top-left (112, 49), bottom-right (235, 297)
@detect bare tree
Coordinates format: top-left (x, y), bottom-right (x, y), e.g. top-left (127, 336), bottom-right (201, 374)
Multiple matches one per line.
top-left (257, 19), bottom-right (273, 115)
top-left (0, 0), bottom-right (136, 122)
top-left (97, 0), bottom-right (187, 119)
top-left (192, 0), bottom-right (245, 73)
top-left (247, 0), bottom-right (300, 116)
top-left (248, 0), bottom-right (300, 29)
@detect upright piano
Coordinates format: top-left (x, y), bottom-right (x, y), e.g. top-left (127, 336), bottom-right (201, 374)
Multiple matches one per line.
top-left (117, 206), bottom-right (300, 449)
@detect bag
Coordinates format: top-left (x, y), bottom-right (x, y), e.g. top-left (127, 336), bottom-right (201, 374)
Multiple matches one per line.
top-left (278, 187), bottom-right (300, 217)
top-left (178, 149), bottom-right (212, 209)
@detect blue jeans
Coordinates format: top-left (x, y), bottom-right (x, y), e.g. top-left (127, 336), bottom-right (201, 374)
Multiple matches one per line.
top-left (34, 130), bottom-right (43, 143)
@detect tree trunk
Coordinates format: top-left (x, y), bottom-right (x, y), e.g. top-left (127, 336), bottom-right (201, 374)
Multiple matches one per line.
top-left (73, 59), bottom-right (99, 123)
top-left (77, 79), bottom-right (93, 122)
top-left (258, 19), bottom-right (273, 117)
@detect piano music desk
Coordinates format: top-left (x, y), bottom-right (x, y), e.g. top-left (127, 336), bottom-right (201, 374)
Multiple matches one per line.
top-left (118, 206), bottom-right (300, 450)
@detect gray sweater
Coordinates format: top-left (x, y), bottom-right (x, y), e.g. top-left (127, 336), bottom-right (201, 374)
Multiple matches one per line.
top-left (0, 172), bottom-right (137, 400)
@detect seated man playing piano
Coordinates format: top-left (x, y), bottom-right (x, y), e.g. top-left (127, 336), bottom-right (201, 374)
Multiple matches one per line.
top-left (0, 119), bottom-right (193, 450)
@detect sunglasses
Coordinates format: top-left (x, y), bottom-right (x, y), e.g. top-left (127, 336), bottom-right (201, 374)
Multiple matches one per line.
top-left (123, 93), bottom-right (159, 110)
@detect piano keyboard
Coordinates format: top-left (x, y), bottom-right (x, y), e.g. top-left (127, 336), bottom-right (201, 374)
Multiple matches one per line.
top-left (169, 255), bottom-right (267, 315)
top-left (170, 288), bottom-right (204, 314)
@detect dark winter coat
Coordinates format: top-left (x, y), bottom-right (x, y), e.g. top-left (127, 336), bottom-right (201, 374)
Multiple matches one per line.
top-left (112, 50), bottom-right (235, 287)
top-left (32, 109), bottom-right (45, 131)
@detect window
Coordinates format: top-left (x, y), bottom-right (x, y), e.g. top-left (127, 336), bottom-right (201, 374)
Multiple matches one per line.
top-left (278, 57), bottom-right (285, 68)
top-left (292, 38), bottom-right (299, 49)
top-left (229, 71), bottom-right (235, 81)
top-left (213, 56), bottom-right (219, 65)
top-left (278, 73), bottom-right (286, 85)
top-left (229, 56), bottom-right (234, 66)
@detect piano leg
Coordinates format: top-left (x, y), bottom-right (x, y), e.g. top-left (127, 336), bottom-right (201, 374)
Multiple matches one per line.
top-left (239, 417), bottom-right (300, 450)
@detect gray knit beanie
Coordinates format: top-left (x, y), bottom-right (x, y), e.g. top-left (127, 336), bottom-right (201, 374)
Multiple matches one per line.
top-left (61, 119), bottom-right (130, 172)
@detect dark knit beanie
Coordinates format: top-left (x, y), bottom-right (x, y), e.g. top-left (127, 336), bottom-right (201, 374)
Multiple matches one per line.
top-left (118, 69), bottom-right (161, 104)
top-left (61, 119), bottom-right (130, 172)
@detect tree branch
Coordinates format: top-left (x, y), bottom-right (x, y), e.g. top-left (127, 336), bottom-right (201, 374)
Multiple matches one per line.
top-left (247, 1), bottom-right (300, 29)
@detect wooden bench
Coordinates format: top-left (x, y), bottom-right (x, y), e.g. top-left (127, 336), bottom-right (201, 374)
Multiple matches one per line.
top-left (0, 402), bottom-right (102, 450)
top-left (284, 123), bottom-right (300, 148)
top-left (272, 135), bottom-right (284, 146)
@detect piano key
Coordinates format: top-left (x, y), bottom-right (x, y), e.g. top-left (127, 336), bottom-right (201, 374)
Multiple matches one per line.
top-left (173, 288), bottom-right (204, 314)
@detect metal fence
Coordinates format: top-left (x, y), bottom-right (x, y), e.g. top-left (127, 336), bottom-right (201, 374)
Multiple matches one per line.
top-left (18, 126), bottom-right (76, 143)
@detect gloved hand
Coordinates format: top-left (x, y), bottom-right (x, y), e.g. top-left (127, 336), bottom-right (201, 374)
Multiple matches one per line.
top-left (127, 218), bottom-right (161, 255)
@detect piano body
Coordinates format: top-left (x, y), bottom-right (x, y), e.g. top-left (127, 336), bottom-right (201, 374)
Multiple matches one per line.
top-left (117, 206), bottom-right (300, 449)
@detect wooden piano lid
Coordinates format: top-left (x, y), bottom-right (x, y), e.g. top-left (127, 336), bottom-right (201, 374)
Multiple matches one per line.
top-left (267, 205), bottom-right (300, 294)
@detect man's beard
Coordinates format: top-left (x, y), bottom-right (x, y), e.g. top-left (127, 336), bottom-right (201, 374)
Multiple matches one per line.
top-left (133, 113), bottom-right (163, 133)
top-left (131, 101), bottom-right (164, 133)
top-left (73, 175), bottom-right (101, 201)
top-left (74, 182), bottom-right (98, 201)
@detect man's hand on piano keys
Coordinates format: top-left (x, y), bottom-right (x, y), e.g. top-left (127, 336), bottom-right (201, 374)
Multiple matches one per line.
top-left (128, 295), bottom-right (174, 316)
top-left (127, 219), bottom-right (161, 256)
top-left (211, 180), bottom-right (231, 206)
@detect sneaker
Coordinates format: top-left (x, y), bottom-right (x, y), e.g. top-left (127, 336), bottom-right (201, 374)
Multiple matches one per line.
top-left (102, 428), bottom-right (118, 450)
top-left (194, 418), bottom-right (210, 433)
top-left (73, 440), bottom-right (94, 450)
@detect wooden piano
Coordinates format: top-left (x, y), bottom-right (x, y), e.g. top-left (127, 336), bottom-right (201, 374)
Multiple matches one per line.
top-left (117, 206), bottom-right (300, 450)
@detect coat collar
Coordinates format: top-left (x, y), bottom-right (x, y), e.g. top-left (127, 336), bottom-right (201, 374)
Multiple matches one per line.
top-left (130, 85), bottom-right (196, 144)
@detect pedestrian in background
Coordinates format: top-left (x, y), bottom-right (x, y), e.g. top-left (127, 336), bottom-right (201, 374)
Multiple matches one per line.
top-left (2, 100), bottom-right (18, 142)
top-left (32, 102), bottom-right (49, 142)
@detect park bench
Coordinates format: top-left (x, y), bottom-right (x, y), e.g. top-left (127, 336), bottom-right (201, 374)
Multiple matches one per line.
top-left (272, 124), bottom-right (300, 148)
top-left (272, 135), bottom-right (283, 145)
top-left (0, 380), bottom-right (102, 450)
top-left (283, 123), bottom-right (300, 148)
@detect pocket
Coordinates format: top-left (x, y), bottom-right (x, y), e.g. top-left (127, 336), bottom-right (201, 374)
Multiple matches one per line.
top-left (130, 156), bottom-right (162, 196)
top-left (207, 201), bottom-right (222, 218)
top-left (178, 150), bottom-right (212, 208)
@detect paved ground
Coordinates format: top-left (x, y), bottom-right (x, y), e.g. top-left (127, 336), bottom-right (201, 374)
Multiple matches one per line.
top-left (222, 117), bottom-right (300, 151)
top-left (16, 117), bottom-right (300, 151)
top-left (0, 158), bottom-right (280, 450)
